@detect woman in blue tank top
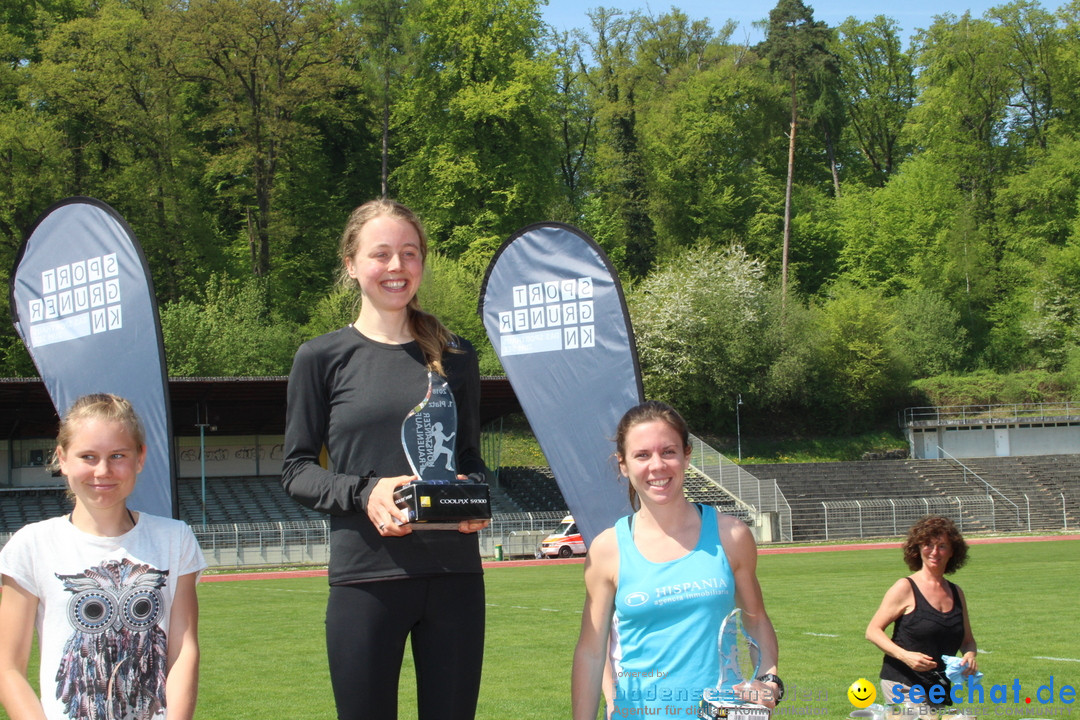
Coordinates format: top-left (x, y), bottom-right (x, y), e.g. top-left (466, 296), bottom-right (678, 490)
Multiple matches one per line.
top-left (572, 401), bottom-right (782, 719)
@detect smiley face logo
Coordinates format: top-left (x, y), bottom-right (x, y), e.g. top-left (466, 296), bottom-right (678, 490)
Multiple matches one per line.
top-left (847, 678), bottom-right (876, 708)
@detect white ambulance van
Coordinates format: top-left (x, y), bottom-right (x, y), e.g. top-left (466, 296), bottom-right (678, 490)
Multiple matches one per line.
top-left (536, 515), bottom-right (586, 558)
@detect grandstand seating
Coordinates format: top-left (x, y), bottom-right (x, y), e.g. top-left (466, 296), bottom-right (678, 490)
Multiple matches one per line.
top-left (2, 455), bottom-right (1075, 539)
top-left (742, 455), bottom-right (1080, 541)
top-left (683, 467), bottom-right (741, 510)
top-left (0, 474), bottom-right (551, 534)
top-left (177, 476), bottom-right (322, 525)
top-left (683, 468), bottom-right (751, 523)
top-left (486, 482), bottom-right (521, 514)
top-left (496, 466), bottom-right (569, 512)
top-left (0, 487), bottom-right (70, 531)
top-left (940, 455), bottom-right (1080, 529)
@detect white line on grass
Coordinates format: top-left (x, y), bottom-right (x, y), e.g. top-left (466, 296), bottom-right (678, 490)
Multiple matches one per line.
top-left (1032, 655), bottom-right (1080, 663)
top-left (804, 632), bottom-right (840, 637)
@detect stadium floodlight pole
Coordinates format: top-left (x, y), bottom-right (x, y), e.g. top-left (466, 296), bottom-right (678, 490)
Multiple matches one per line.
top-left (736, 394), bottom-right (743, 462)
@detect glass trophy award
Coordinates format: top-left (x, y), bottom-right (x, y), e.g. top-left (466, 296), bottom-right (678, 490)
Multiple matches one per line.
top-left (393, 372), bottom-right (491, 529)
top-left (698, 608), bottom-right (771, 719)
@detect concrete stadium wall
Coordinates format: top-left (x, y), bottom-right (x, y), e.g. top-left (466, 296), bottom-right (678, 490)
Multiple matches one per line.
top-left (908, 422), bottom-right (1080, 459)
top-left (3, 434), bottom-right (286, 488)
top-left (1, 439), bottom-right (62, 487)
top-left (175, 434), bottom-right (284, 478)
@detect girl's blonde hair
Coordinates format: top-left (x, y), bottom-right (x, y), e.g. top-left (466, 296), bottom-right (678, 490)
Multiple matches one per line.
top-left (338, 198), bottom-right (458, 376)
top-left (50, 393), bottom-right (145, 473)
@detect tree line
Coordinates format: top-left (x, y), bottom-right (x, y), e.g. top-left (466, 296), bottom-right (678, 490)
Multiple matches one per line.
top-left (2, 0), bottom-right (1079, 434)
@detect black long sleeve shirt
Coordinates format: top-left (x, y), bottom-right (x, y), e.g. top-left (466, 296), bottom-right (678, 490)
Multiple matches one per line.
top-left (282, 326), bottom-right (486, 584)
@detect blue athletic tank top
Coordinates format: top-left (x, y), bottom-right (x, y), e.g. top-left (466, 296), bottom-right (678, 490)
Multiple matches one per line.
top-left (610, 505), bottom-right (737, 716)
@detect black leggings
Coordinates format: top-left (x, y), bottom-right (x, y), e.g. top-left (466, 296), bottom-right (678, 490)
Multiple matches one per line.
top-left (325, 574), bottom-right (485, 720)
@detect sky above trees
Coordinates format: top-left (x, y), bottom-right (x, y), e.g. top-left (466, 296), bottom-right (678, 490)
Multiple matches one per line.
top-left (542, 0), bottom-right (1006, 44)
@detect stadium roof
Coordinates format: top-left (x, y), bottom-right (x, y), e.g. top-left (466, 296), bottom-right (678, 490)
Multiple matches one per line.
top-left (0, 376), bottom-right (520, 439)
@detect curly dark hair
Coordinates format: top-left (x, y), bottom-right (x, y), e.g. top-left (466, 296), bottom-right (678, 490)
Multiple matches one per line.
top-left (902, 515), bottom-right (968, 574)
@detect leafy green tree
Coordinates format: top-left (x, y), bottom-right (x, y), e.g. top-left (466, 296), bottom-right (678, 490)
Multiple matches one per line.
top-left (30, 0), bottom-right (218, 301)
top-left (991, 0), bottom-right (1065, 150)
top-left (629, 244), bottom-right (772, 428)
top-left (0, 108), bottom-right (69, 252)
top-left (1056, 0), bottom-right (1080, 131)
top-left (0, 0), bottom-right (97, 67)
top-left (996, 134), bottom-right (1080, 253)
top-left (758, 288), bottom-right (819, 413)
top-left (787, 184), bottom-right (842, 295)
top-left (578, 8), bottom-right (656, 277)
top-left (908, 13), bottom-right (1013, 227)
top-left (894, 288), bottom-right (971, 376)
top-left (638, 42), bottom-right (772, 255)
top-left (812, 281), bottom-right (910, 422)
top-left (630, 14), bottom-right (787, 260)
top-left (835, 152), bottom-right (961, 293)
top-left (834, 16), bottom-right (914, 186)
top-left (938, 203), bottom-right (999, 355)
top-left (392, 0), bottom-right (560, 267)
top-left (986, 237), bottom-right (1080, 371)
top-left (161, 275), bottom-right (300, 376)
top-left (549, 30), bottom-right (594, 219)
top-left (349, 0), bottom-right (416, 198)
top-left (756, 0), bottom-right (837, 300)
top-left (1062, 341), bottom-right (1080, 394)
top-left (173, 0), bottom-right (354, 279)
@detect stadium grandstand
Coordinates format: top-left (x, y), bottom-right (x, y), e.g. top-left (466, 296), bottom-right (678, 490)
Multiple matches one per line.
top-left (1, 379), bottom-right (1077, 563)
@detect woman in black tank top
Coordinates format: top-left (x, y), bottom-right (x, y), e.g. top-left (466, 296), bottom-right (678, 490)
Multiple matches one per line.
top-left (866, 515), bottom-right (978, 710)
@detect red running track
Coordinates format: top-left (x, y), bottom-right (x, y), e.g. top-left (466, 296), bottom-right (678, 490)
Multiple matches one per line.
top-left (200, 533), bottom-right (1080, 582)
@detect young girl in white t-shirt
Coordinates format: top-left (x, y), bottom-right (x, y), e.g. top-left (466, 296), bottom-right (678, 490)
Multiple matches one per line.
top-left (0, 393), bottom-right (206, 720)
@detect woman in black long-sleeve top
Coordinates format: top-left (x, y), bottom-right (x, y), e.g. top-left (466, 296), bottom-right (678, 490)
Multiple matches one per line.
top-left (282, 199), bottom-right (488, 720)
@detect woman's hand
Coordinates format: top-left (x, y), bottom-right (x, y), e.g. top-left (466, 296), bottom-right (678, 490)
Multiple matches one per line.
top-left (735, 679), bottom-right (779, 709)
top-left (900, 649), bottom-right (937, 672)
top-left (457, 518), bottom-right (490, 534)
top-left (367, 475), bottom-right (415, 536)
top-left (960, 651), bottom-right (978, 675)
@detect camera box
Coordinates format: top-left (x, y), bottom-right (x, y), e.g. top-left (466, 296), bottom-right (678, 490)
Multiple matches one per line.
top-left (393, 481), bottom-right (491, 529)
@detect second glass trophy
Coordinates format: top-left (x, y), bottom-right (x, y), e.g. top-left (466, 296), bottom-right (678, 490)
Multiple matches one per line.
top-left (393, 371), bottom-right (491, 529)
top-left (698, 608), bottom-right (771, 719)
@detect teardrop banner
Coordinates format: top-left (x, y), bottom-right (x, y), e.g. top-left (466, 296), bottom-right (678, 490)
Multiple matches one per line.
top-left (478, 222), bottom-right (643, 545)
top-left (10, 197), bottom-right (176, 518)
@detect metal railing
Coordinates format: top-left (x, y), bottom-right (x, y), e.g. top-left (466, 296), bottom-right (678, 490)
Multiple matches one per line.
top-left (821, 496), bottom-right (996, 541)
top-left (186, 512), bottom-right (570, 568)
top-left (689, 433), bottom-right (794, 542)
top-left (900, 401), bottom-right (1080, 427)
top-left (4, 497), bottom-right (1073, 567)
top-left (936, 447), bottom-right (1023, 527)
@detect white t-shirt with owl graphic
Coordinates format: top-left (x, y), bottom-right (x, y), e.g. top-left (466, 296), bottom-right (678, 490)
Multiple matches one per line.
top-left (0, 513), bottom-right (206, 720)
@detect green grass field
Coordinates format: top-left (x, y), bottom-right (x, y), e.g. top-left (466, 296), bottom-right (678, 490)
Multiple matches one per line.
top-left (4, 539), bottom-right (1078, 719)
